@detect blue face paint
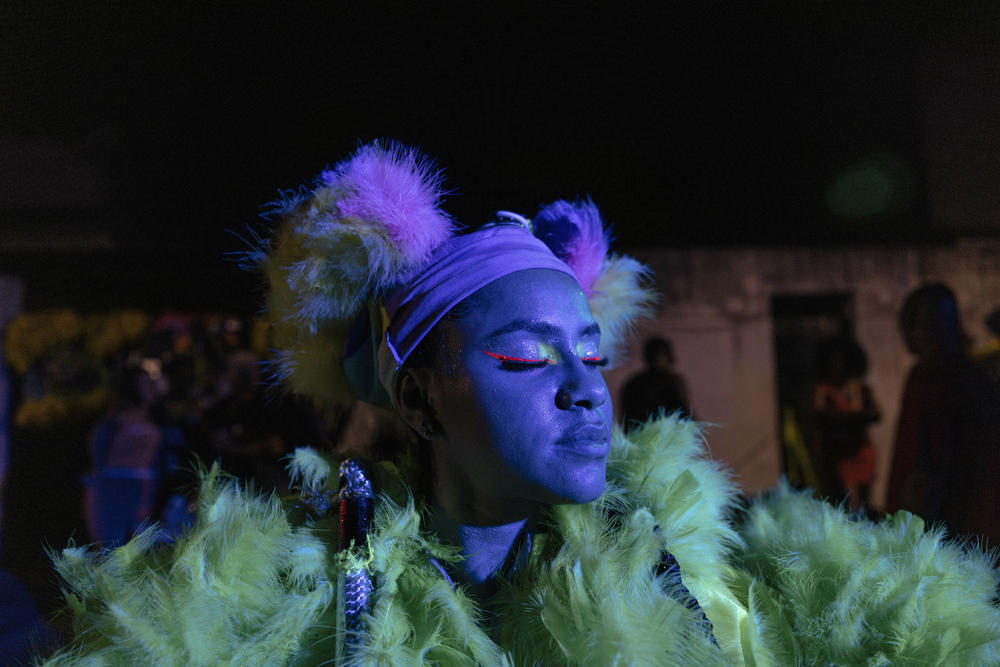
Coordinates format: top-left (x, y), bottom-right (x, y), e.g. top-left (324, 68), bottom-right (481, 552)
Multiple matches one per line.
top-left (427, 268), bottom-right (612, 523)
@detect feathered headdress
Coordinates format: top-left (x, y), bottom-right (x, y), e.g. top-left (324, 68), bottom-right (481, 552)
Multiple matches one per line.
top-left (254, 141), bottom-right (453, 406)
top-left (256, 140), bottom-right (655, 410)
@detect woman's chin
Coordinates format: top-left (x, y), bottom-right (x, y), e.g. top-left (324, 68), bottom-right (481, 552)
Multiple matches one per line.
top-left (544, 470), bottom-right (607, 505)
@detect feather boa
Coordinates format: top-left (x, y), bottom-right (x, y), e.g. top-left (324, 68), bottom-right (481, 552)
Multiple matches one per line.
top-left (732, 482), bottom-right (1000, 665)
top-left (42, 466), bottom-right (335, 666)
top-left (40, 417), bottom-right (1000, 665)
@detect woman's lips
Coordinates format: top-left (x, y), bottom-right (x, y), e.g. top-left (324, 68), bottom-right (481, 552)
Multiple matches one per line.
top-left (555, 424), bottom-right (610, 456)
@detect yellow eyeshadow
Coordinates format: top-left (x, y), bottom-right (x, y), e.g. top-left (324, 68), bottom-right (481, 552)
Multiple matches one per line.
top-left (537, 342), bottom-right (559, 363)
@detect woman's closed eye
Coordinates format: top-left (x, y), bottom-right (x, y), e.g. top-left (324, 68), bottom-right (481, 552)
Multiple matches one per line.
top-left (482, 350), bottom-right (609, 369)
top-left (482, 350), bottom-right (553, 369)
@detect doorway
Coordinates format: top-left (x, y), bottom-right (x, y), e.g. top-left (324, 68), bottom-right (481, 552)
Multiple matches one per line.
top-left (771, 292), bottom-right (854, 493)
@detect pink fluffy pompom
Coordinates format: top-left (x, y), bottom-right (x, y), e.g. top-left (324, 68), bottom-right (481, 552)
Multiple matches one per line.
top-left (323, 140), bottom-right (453, 265)
top-left (260, 141), bottom-right (457, 405)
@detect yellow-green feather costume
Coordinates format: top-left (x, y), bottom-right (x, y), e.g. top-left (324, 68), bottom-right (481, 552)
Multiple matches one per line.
top-left (39, 415), bottom-right (1000, 665)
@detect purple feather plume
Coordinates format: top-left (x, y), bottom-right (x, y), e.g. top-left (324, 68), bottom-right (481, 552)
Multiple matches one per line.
top-left (532, 197), bottom-right (611, 296)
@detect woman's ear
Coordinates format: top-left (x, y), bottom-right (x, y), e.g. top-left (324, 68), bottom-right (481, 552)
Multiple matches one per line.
top-left (394, 367), bottom-right (436, 439)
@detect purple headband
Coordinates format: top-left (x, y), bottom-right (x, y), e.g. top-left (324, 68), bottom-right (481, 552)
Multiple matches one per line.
top-left (385, 224), bottom-right (577, 365)
top-left (342, 223), bottom-right (578, 404)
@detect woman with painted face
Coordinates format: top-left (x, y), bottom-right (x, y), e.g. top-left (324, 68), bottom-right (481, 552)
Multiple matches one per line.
top-left (40, 144), bottom-right (1000, 666)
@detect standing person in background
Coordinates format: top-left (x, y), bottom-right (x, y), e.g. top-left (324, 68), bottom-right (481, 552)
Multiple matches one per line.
top-left (621, 336), bottom-right (692, 429)
top-left (974, 307), bottom-right (1000, 386)
top-left (887, 283), bottom-right (1000, 543)
top-left (82, 365), bottom-right (166, 546)
top-left (810, 336), bottom-right (880, 511)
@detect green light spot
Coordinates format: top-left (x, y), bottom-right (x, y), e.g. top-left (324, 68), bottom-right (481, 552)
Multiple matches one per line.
top-left (826, 157), bottom-right (901, 219)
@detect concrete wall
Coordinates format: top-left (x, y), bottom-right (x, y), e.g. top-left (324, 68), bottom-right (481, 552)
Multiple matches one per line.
top-left (605, 239), bottom-right (1000, 505)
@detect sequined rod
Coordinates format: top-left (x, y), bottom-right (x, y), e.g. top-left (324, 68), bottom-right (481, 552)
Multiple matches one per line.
top-left (338, 458), bottom-right (376, 657)
top-left (342, 569), bottom-right (375, 642)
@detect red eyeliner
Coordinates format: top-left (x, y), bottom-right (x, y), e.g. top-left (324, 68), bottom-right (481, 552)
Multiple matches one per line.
top-left (482, 350), bottom-right (606, 365)
top-left (482, 350), bottom-right (551, 364)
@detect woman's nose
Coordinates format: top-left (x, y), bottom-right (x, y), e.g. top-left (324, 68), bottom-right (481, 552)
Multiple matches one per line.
top-left (555, 363), bottom-right (608, 410)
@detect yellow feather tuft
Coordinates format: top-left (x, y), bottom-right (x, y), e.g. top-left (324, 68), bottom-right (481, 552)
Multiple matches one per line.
top-left (287, 447), bottom-right (333, 492)
top-left (588, 253), bottom-right (657, 366)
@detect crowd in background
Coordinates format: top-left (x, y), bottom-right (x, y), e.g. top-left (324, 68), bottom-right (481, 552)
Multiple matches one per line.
top-left (798, 285), bottom-right (1000, 544)
top-left (0, 309), bottom-right (330, 660)
top-left (621, 285), bottom-right (1000, 542)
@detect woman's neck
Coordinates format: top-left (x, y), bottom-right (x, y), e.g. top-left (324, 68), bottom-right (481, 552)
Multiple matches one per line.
top-left (457, 520), bottom-right (529, 585)
top-left (427, 506), bottom-right (532, 590)
top-left (428, 444), bottom-right (539, 592)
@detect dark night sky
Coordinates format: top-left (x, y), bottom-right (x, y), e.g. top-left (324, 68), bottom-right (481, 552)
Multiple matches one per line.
top-left (2, 2), bottom-right (996, 310)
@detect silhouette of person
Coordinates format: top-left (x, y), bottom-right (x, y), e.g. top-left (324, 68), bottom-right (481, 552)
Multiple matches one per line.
top-left (621, 337), bottom-right (692, 430)
top-left (974, 307), bottom-right (1000, 386)
top-left (887, 283), bottom-right (1000, 543)
top-left (810, 336), bottom-right (879, 511)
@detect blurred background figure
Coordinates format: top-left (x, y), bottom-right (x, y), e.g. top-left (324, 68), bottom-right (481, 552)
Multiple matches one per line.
top-left (887, 283), bottom-right (1000, 543)
top-left (0, 568), bottom-right (56, 665)
top-left (621, 336), bottom-right (692, 430)
top-left (82, 363), bottom-right (167, 546)
top-left (201, 346), bottom-right (291, 495)
top-left (974, 307), bottom-right (1000, 385)
top-left (810, 336), bottom-right (880, 512)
